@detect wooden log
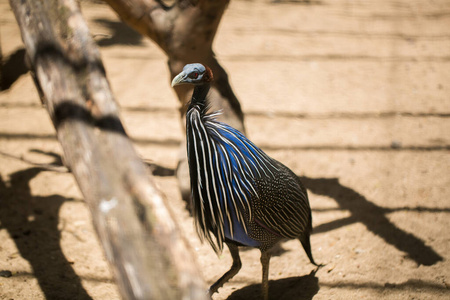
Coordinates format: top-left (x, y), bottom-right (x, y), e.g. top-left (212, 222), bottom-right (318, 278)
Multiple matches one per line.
top-left (9, 0), bottom-right (207, 299)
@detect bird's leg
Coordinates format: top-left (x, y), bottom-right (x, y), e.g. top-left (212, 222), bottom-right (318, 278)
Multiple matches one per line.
top-left (209, 243), bottom-right (242, 296)
top-left (260, 251), bottom-right (272, 300)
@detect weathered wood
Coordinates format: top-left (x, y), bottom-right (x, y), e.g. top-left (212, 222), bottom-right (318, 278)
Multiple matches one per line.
top-left (9, 0), bottom-right (207, 299)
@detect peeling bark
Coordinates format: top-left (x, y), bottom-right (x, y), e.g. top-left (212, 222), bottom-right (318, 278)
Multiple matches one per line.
top-left (9, 0), bottom-right (207, 299)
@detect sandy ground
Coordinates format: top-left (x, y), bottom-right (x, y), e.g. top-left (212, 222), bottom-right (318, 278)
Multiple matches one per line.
top-left (1, 0), bottom-right (449, 299)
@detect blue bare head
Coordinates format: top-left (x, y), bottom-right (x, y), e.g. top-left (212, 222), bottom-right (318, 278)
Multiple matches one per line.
top-left (171, 63), bottom-right (214, 87)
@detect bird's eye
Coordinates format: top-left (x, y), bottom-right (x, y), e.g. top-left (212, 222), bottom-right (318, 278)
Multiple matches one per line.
top-left (190, 72), bottom-right (199, 79)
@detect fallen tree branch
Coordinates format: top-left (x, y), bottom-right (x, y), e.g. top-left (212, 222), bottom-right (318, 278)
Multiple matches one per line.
top-left (9, 0), bottom-right (207, 299)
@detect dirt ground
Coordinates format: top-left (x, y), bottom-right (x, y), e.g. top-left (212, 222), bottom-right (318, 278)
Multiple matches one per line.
top-left (1, 0), bottom-right (449, 299)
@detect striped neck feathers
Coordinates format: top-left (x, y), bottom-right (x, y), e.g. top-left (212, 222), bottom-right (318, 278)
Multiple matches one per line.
top-left (188, 83), bottom-right (211, 114)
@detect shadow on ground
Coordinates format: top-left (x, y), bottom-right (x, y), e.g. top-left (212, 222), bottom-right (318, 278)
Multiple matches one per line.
top-left (1, 48), bottom-right (28, 91)
top-left (0, 17), bottom-right (144, 92)
top-left (0, 151), bottom-right (92, 300)
top-left (300, 176), bottom-right (444, 266)
top-left (94, 18), bottom-right (143, 47)
top-left (227, 269), bottom-right (319, 300)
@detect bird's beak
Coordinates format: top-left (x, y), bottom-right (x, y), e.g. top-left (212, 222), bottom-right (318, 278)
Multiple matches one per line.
top-left (171, 72), bottom-right (186, 87)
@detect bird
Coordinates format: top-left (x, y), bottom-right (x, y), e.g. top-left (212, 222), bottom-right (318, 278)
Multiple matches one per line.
top-left (172, 63), bottom-right (319, 300)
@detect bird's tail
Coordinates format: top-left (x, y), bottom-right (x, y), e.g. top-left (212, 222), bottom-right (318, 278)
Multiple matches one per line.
top-left (299, 234), bottom-right (322, 267)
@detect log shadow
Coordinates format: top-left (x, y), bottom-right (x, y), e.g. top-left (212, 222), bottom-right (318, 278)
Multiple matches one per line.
top-left (94, 18), bottom-right (144, 47)
top-left (1, 48), bottom-right (29, 91)
top-left (146, 162), bottom-right (176, 177)
top-left (300, 176), bottom-right (443, 266)
top-left (227, 269), bottom-right (319, 300)
top-left (0, 152), bottom-right (92, 299)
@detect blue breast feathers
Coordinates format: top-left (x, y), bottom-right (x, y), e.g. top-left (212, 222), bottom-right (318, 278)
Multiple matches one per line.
top-left (202, 117), bottom-right (279, 247)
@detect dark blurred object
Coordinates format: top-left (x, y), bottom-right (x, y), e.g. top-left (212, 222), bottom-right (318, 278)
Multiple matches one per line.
top-left (1, 48), bottom-right (29, 91)
top-left (94, 18), bottom-right (144, 47)
top-left (0, 270), bottom-right (13, 278)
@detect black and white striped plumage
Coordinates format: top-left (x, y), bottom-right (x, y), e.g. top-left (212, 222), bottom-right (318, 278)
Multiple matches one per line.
top-left (172, 63), bottom-right (318, 299)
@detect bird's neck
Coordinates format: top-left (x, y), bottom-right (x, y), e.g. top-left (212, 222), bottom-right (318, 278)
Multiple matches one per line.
top-left (188, 83), bottom-right (211, 112)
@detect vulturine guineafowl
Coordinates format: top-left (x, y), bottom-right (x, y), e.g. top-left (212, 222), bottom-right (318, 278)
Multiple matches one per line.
top-left (172, 63), bottom-right (320, 300)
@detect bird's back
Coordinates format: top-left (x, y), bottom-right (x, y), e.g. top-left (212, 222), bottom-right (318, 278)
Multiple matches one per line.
top-left (249, 160), bottom-right (312, 250)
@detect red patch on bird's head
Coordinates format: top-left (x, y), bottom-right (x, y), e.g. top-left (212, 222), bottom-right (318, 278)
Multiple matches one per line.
top-left (203, 66), bottom-right (214, 82)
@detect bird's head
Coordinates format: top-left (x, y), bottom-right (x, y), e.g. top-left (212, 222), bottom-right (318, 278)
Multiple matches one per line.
top-left (171, 63), bottom-right (213, 87)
